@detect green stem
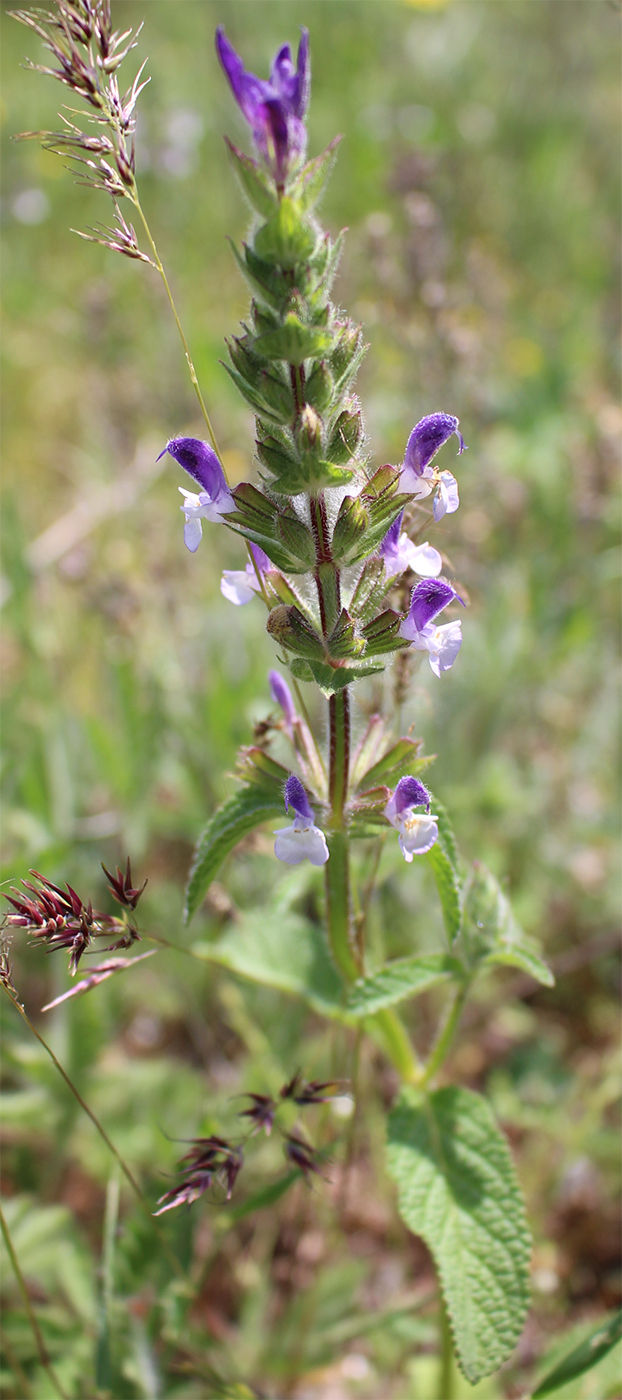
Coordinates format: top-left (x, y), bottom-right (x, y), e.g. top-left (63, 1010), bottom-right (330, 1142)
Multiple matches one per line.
top-left (371, 1008), bottom-right (422, 1085)
top-left (438, 1295), bottom-right (456, 1400)
top-left (132, 194), bottom-right (221, 464)
top-left (2, 989), bottom-right (185, 1280)
top-left (325, 689), bottom-right (358, 981)
top-left (421, 981), bottom-right (470, 1088)
top-left (0, 1204), bottom-right (70, 1400)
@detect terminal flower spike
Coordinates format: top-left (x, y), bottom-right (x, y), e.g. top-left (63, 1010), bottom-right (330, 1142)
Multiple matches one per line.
top-left (216, 26), bottom-right (310, 183)
top-left (274, 775), bottom-right (329, 866)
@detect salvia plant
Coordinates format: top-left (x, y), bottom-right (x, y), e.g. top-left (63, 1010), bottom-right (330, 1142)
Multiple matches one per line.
top-left (10, 4), bottom-right (610, 1397)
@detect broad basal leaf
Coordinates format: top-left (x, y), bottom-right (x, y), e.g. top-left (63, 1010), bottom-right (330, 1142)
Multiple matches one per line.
top-left (184, 787), bottom-right (284, 924)
top-left (346, 954), bottom-right (462, 1017)
top-left (532, 1310), bottom-right (622, 1397)
top-left (387, 1085), bottom-right (531, 1384)
top-left (192, 909), bottom-right (345, 1019)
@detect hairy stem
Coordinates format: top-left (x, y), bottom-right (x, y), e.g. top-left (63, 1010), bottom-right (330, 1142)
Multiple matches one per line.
top-left (325, 689), bottom-right (358, 980)
top-left (0, 1204), bottom-right (69, 1400)
top-left (421, 980), bottom-right (470, 1088)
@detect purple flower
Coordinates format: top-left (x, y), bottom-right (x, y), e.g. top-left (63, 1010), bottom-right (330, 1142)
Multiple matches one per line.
top-left (158, 437), bottom-right (235, 552)
top-left (221, 544), bottom-right (270, 605)
top-left (381, 511), bottom-right (442, 581)
top-left (216, 27), bottom-right (310, 183)
top-left (269, 670), bottom-right (298, 731)
top-left (274, 775), bottom-right (328, 866)
top-left (400, 579), bottom-right (464, 677)
top-left (385, 776), bottom-right (438, 862)
top-left (400, 413), bottom-right (466, 521)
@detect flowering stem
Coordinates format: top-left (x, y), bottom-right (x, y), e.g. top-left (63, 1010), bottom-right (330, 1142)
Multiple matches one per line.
top-left (420, 980), bottom-right (470, 1089)
top-left (0, 1203), bottom-right (70, 1400)
top-left (325, 689), bottom-right (358, 981)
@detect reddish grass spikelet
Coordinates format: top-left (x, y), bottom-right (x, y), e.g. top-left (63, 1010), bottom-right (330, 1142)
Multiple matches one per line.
top-left (238, 1093), bottom-right (276, 1137)
top-left (101, 855), bottom-right (148, 909)
top-left (283, 1133), bottom-right (323, 1181)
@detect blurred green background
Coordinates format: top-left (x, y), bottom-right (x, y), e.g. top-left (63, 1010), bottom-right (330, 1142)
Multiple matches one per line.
top-left (1, 1), bottom-right (620, 1396)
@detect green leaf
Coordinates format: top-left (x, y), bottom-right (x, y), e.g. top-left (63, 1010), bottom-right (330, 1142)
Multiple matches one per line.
top-left (192, 909), bottom-right (346, 1018)
top-left (459, 862), bottom-right (553, 984)
top-left (298, 137), bottom-right (342, 211)
top-left (356, 738), bottom-right (430, 793)
top-left (423, 794), bottom-right (462, 942)
top-left (386, 1086), bottom-right (531, 1384)
top-left (184, 787), bottom-right (284, 925)
top-left (307, 659), bottom-right (385, 695)
top-left (226, 1170), bottom-right (301, 1223)
top-left (225, 138), bottom-right (277, 219)
top-left (485, 944), bottom-right (555, 987)
top-left (532, 1311), bottom-right (622, 1397)
top-left (427, 843), bottom-right (462, 944)
top-left (346, 954), bottom-right (463, 1017)
top-left (428, 792), bottom-right (460, 873)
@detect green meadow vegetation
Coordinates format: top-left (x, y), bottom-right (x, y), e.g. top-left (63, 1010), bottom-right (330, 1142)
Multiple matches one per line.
top-left (1, 2), bottom-right (620, 1396)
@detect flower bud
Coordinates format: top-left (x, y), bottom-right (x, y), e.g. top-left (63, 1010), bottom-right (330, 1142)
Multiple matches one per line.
top-left (305, 360), bottom-right (334, 412)
top-left (277, 509), bottom-right (316, 567)
top-left (327, 608), bottom-right (365, 660)
top-left (328, 406), bottom-right (363, 465)
top-left (296, 404), bottom-right (323, 454)
top-left (332, 493), bottom-right (369, 563)
top-left (330, 322), bottom-right (365, 388)
top-left (266, 605), bottom-right (326, 660)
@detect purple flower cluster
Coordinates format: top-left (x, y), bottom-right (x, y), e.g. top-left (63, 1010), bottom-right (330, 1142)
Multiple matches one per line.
top-left (216, 27), bottom-right (310, 185)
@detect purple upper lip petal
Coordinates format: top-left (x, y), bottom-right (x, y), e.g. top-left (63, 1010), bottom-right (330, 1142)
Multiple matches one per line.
top-left (158, 436), bottom-right (225, 496)
top-left (404, 413), bottom-right (466, 477)
top-left (283, 773), bottom-right (314, 822)
top-left (407, 578), bottom-right (463, 634)
top-left (393, 776), bottom-right (431, 815)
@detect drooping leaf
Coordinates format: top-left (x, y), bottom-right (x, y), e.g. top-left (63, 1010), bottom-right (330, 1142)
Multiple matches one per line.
top-left (460, 862), bottom-right (553, 984)
top-left (298, 137), bottom-right (343, 211)
top-left (307, 659), bottom-right (385, 695)
top-left (485, 944), bottom-right (555, 987)
top-left (184, 788), bottom-right (284, 924)
top-left (346, 954), bottom-right (463, 1017)
top-left (532, 1310), bottom-right (622, 1397)
top-left (224, 137), bottom-right (277, 219)
top-left (386, 1086), bottom-right (531, 1384)
top-left (192, 909), bottom-right (345, 1018)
